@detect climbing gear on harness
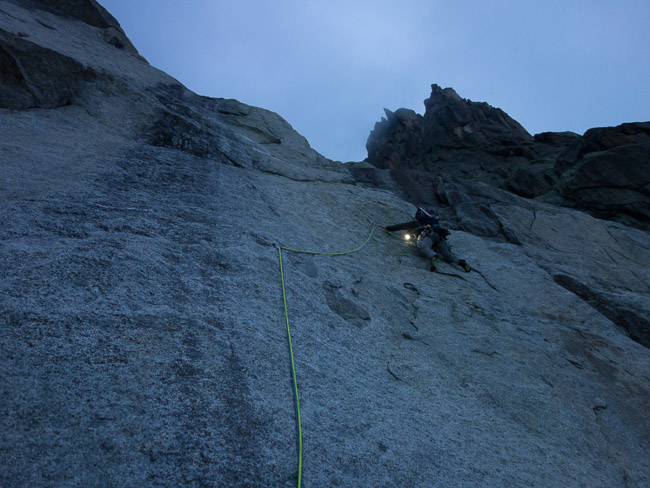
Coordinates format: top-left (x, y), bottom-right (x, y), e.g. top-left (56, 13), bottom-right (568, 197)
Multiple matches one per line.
top-left (459, 259), bottom-right (471, 272)
top-left (277, 225), bottom-right (377, 488)
top-left (430, 256), bottom-right (440, 272)
top-left (416, 225), bottom-right (433, 244)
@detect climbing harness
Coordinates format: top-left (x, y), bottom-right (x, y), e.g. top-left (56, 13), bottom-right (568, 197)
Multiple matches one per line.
top-left (416, 225), bottom-right (433, 245)
top-left (276, 225), bottom-right (378, 488)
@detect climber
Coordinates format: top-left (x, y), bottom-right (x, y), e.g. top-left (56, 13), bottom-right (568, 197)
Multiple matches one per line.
top-left (383, 207), bottom-right (471, 273)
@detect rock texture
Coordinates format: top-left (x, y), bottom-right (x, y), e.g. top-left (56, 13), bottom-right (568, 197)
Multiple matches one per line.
top-left (366, 84), bottom-right (559, 187)
top-left (364, 85), bottom-right (650, 230)
top-left (1, 2), bottom-right (650, 487)
top-left (547, 122), bottom-right (650, 228)
top-left (0, 0), bottom-right (141, 110)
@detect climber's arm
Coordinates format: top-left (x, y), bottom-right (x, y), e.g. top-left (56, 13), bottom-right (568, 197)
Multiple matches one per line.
top-left (385, 220), bottom-right (419, 232)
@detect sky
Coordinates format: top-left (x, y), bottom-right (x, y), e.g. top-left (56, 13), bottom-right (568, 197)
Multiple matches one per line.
top-left (101, 0), bottom-right (650, 162)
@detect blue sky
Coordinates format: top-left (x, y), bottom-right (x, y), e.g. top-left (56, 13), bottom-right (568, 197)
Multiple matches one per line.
top-left (102, 0), bottom-right (650, 162)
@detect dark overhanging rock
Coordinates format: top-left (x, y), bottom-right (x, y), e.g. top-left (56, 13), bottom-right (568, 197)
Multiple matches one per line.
top-left (546, 123), bottom-right (650, 230)
top-left (534, 131), bottom-right (581, 146)
top-left (33, 0), bottom-right (122, 28)
top-left (554, 122), bottom-right (650, 175)
top-left (503, 162), bottom-right (555, 199)
top-left (367, 84), bottom-right (546, 176)
top-left (420, 84), bottom-right (532, 149)
top-left (0, 28), bottom-right (94, 109)
top-left (363, 84), bottom-right (575, 205)
top-left (0, 42), bottom-right (34, 109)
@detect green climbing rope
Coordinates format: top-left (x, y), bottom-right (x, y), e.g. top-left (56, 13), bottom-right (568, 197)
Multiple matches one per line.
top-left (277, 246), bottom-right (303, 487)
top-left (277, 224), bottom-right (378, 488)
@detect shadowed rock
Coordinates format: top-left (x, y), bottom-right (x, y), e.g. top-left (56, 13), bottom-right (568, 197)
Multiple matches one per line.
top-left (547, 122), bottom-right (650, 229)
top-left (0, 28), bottom-right (92, 109)
top-left (33, 0), bottom-right (139, 53)
top-left (553, 274), bottom-right (650, 348)
top-left (366, 84), bottom-right (563, 191)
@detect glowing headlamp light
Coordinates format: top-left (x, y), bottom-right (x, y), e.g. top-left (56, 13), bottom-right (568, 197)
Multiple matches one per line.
top-left (404, 233), bottom-right (412, 241)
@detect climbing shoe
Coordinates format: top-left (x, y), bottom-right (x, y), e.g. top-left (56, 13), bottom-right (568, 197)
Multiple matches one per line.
top-left (458, 259), bottom-right (471, 272)
top-left (430, 256), bottom-right (440, 272)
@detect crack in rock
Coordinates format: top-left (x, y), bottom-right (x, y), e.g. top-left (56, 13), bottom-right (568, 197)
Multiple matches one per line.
top-left (471, 349), bottom-right (501, 357)
top-left (553, 273), bottom-right (650, 349)
top-left (386, 365), bottom-right (402, 382)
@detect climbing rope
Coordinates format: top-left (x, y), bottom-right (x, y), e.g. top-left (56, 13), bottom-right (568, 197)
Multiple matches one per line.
top-left (276, 224), bottom-right (378, 488)
top-left (277, 223), bottom-right (475, 485)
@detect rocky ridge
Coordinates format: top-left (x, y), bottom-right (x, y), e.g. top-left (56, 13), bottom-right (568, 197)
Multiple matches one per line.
top-left (363, 84), bottom-right (650, 230)
top-left (1, 1), bottom-right (649, 487)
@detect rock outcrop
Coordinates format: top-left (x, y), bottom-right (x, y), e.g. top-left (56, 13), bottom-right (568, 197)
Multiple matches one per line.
top-left (547, 122), bottom-right (650, 228)
top-left (364, 85), bottom-right (650, 230)
top-left (366, 84), bottom-right (562, 188)
top-left (1, 1), bottom-right (650, 487)
top-left (0, 0), bottom-right (141, 110)
top-left (29, 0), bottom-right (138, 53)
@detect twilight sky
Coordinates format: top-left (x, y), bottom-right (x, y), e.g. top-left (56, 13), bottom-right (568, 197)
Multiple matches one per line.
top-left (101, 0), bottom-right (649, 162)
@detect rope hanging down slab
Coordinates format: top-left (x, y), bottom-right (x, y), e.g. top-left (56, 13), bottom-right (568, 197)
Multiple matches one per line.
top-left (276, 225), bottom-right (378, 488)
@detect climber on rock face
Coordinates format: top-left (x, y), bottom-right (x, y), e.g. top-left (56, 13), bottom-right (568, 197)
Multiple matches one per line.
top-left (383, 207), bottom-right (471, 273)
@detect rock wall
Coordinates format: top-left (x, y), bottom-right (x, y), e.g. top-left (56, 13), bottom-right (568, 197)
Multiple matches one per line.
top-left (1, 1), bottom-right (649, 487)
top-left (547, 122), bottom-right (650, 228)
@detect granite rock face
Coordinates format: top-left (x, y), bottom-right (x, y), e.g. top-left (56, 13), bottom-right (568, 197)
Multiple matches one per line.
top-left (0, 0), bottom-right (141, 110)
top-left (0, 27), bottom-right (93, 109)
top-left (1, 1), bottom-right (650, 487)
top-left (33, 0), bottom-right (138, 53)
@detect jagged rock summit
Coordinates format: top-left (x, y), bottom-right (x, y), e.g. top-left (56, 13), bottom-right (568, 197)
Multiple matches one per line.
top-left (366, 84), bottom-right (544, 182)
top-left (364, 84), bottom-right (650, 230)
top-left (1, 1), bottom-right (650, 487)
top-left (367, 84), bottom-right (534, 169)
